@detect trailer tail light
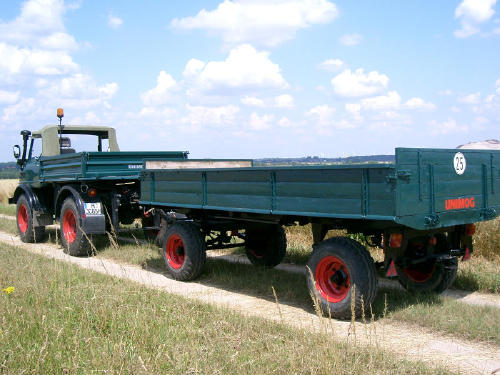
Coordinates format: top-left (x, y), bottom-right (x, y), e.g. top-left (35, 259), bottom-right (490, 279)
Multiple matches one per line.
top-left (88, 188), bottom-right (97, 198)
top-left (465, 224), bottom-right (475, 236)
top-left (389, 233), bottom-right (403, 248)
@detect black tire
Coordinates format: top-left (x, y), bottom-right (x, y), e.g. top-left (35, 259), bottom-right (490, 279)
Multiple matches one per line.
top-left (16, 194), bottom-right (45, 243)
top-left (396, 234), bottom-right (458, 294)
top-left (162, 222), bottom-right (206, 281)
top-left (244, 225), bottom-right (286, 267)
top-left (396, 258), bottom-right (458, 294)
top-left (60, 198), bottom-right (92, 256)
top-left (307, 237), bottom-right (377, 320)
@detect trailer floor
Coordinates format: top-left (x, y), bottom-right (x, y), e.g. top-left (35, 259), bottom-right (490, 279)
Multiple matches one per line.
top-left (0, 230), bottom-right (498, 375)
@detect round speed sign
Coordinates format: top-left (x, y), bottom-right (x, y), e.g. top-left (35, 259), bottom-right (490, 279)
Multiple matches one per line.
top-left (453, 152), bottom-right (466, 175)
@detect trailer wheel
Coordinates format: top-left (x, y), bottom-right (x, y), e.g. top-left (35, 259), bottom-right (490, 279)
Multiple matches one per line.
top-left (60, 198), bottom-right (92, 256)
top-left (396, 258), bottom-right (458, 294)
top-left (245, 225), bottom-right (286, 267)
top-left (307, 237), bottom-right (377, 319)
top-left (16, 194), bottom-right (45, 243)
top-left (162, 222), bottom-right (206, 281)
top-left (396, 235), bottom-right (458, 294)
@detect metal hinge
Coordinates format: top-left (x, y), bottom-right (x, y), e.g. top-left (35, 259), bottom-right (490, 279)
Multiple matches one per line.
top-left (386, 170), bottom-right (412, 183)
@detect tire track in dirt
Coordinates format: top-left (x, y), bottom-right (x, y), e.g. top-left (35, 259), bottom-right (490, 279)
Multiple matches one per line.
top-left (0, 230), bottom-right (498, 375)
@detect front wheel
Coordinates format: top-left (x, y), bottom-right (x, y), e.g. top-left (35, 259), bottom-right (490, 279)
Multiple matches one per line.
top-left (307, 237), bottom-right (377, 319)
top-left (16, 194), bottom-right (45, 243)
top-left (60, 198), bottom-right (92, 256)
top-left (162, 222), bottom-right (206, 281)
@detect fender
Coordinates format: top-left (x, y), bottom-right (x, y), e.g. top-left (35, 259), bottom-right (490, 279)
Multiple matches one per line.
top-left (9, 184), bottom-right (53, 227)
top-left (55, 185), bottom-right (106, 234)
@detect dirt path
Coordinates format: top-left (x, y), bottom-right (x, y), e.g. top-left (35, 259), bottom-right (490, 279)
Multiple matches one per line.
top-left (0, 231), bottom-right (499, 374)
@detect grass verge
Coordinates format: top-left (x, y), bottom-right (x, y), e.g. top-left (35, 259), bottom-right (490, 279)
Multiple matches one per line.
top-left (0, 243), bottom-right (451, 375)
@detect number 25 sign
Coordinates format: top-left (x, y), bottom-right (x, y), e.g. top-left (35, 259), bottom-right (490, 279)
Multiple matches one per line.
top-left (453, 152), bottom-right (466, 175)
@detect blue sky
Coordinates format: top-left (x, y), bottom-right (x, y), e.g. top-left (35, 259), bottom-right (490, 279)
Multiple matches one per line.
top-left (0, 0), bottom-right (499, 161)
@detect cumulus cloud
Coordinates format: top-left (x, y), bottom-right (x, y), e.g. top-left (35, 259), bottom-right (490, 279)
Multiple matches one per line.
top-left (241, 96), bottom-right (265, 107)
top-left (171, 0), bottom-right (339, 47)
top-left (108, 15), bottom-right (123, 29)
top-left (182, 104), bottom-right (240, 128)
top-left (339, 33), bottom-right (362, 46)
top-left (249, 112), bottom-right (274, 130)
top-left (454, 0), bottom-right (497, 37)
top-left (307, 104), bottom-right (335, 125)
top-left (404, 97), bottom-right (436, 110)
top-left (318, 58), bottom-right (344, 72)
top-left (459, 92), bottom-right (481, 104)
top-left (360, 91), bottom-right (401, 111)
top-left (430, 118), bottom-right (468, 135)
top-left (274, 94), bottom-right (294, 108)
top-left (0, 90), bottom-right (20, 104)
top-left (141, 71), bottom-right (178, 106)
top-left (331, 69), bottom-right (389, 98)
top-left (183, 44), bottom-right (288, 96)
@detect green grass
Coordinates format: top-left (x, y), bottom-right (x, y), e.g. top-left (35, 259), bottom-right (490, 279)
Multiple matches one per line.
top-left (0, 243), bottom-right (452, 375)
top-left (0, 211), bottom-right (498, 345)
top-left (0, 203), bottom-right (16, 216)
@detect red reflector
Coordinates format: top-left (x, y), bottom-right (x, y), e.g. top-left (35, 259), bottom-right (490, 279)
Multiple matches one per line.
top-left (386, 260), bottom-right (398, 277)
top-left (389, 233), bottom-right (403, 248)
top-left (462, 247), bottom-right (471, 261)
top-left (429, 236), bottom-right (437, 246)
top-left (465, 224), bottom-right (475, 236)
top-left (88, 188), bottom-right (97, 198)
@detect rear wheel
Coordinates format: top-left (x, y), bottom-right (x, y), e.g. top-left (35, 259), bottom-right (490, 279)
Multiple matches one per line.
top-left (162, 222), bottom-right (206, 280)
top-left (244, 225), bottom-right (286, 267)
top-left (60, 198), bottom-right (92, 256)
top-left (16, 194), bottom-right (45, 243)
top-left (396, 235), bottom-right (458, 294)
top-left (307, 237), bottom-right (377, 319)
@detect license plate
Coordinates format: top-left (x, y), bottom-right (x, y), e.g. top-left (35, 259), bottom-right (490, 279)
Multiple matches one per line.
top-left (84, 203), bottom-right (102, 216)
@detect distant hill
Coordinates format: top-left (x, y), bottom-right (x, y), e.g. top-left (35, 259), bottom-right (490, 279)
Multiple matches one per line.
top-left (254, 154), bottom-right (395, 166)
top-left (457, 139), bottom-right (500, 150)
top-left (0, 162), bottom-right (18, 179)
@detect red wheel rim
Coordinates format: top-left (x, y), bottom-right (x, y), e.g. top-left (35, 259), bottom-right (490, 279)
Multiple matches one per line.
top-left (63, 209), bottom-right (77, 244)
top-left (165, 234), bottom-right (185, 269)
top-left (315, 256), bottom-right (351, 303)
top-left (18, 204), bottom-right (28, 233)
top-left (403, 265), bottom-right (435, 283)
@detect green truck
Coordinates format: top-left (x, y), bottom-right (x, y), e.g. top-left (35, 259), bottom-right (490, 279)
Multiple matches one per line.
top-left (9, 117), bottom-right (500, 319)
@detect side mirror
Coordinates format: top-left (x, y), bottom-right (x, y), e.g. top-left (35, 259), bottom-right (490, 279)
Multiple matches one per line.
top-left (13, 145), bottom-right (20, 159)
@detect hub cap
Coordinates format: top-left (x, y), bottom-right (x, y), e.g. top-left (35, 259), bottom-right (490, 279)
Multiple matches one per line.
top-left (63, 209), bottom-right (77, 244)
top-left (315, 255), bottom-right (351, 303)
top-left (166, 234), bottom-right (185, 269)
top-left (18, 204), bottom-right (28, 233)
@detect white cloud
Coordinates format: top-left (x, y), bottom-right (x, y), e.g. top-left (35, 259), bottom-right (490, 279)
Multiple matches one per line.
top-left (307, 104), bottom-right (335, 125)
top-left (345, 103), bottom-right (361, 114)
top-left (0, 0), bottom-right (78, 50)
top-left (274, 94), bottom-right (294, 108)
top-left (171, 0), bottom-right (339, 47)
top-left (0, 90), bottom-right (20, 104)
top-left (496, 78), bottom-right (500, 94)
top-left (361, 91), bottom-right (401, 111)
top-left (241, 96), bottom-right (265, 107)
top-left (430, 119), bottom-right (468, 135)
top-left (108, 15), bottom-right (123, 29)
top-left (182, 104), bottom-right (240, 128)
top-left (339, 33), bottom-right (362, 46)
top-left (404, 97), bottom-right (436, 110)
top-left (277, 116), bottom-right (293, 127)
top-left (184, 44), bottom-right (288, 96)
top-left (141, 71), bottom-right (178, 106)
top-left (454, 0), bottom-right (496, 37)
top-left (458, 92), bottom-right (481, 104)
top-left (331, 69), bottom-right (389, 98)
top-left (249, 112), bottom-right (274, 130)
top-left (318, 58), bottom-right (344, 72)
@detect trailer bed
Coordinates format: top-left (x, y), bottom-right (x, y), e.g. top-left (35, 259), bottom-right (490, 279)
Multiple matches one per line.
top-left (140, 148), bottom-right (500, 230)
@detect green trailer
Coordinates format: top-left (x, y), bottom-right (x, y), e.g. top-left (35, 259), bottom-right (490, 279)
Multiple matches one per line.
top-left (9, 120), bottom-right (500, 319)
